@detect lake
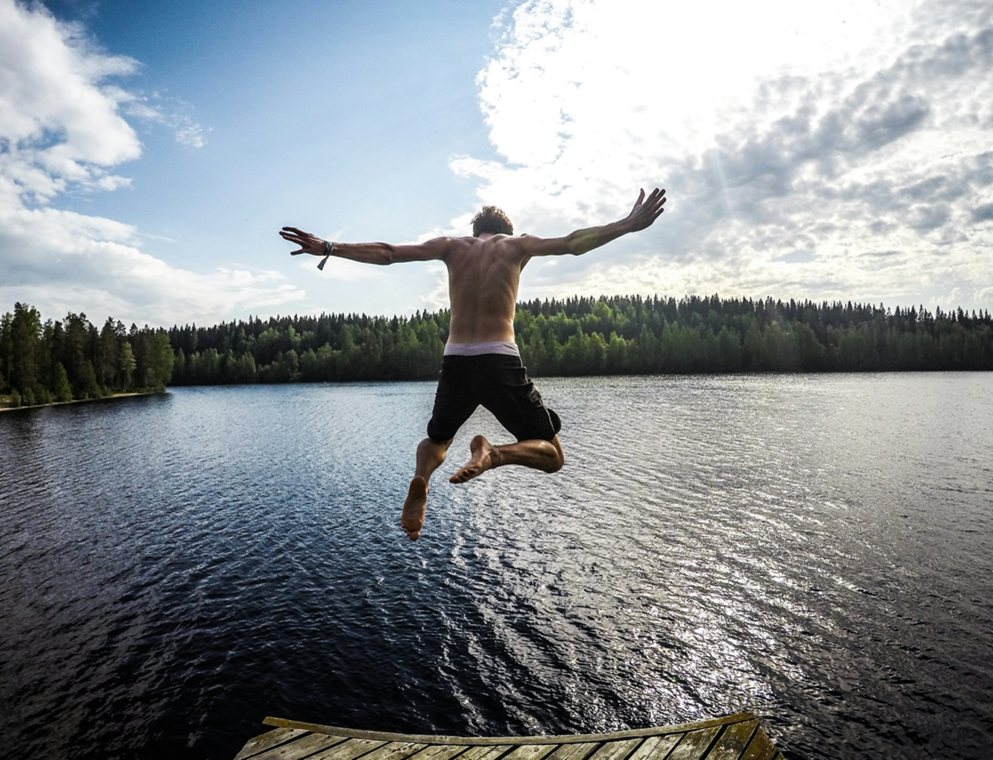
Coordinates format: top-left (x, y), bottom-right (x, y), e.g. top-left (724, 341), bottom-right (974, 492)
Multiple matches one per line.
top-left (1, 374), bottom-right (991, 759)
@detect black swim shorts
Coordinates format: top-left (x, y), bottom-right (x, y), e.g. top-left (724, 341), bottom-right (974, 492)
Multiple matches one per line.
top-left (426, 354), bottom-right (562, 443)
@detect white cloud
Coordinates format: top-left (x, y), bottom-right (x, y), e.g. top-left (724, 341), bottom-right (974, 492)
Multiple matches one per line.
top-left (456, 0), bottom-right (993, 312)
top-left (420, 262), bottom-right (450, 313)
top-left (0, 0), bottom-right (293, 326)
top-left (0, 1), bottom-right (141, 201)
top-left (0, 204), bottom-right (304, 326)
top-left (174, 120), bottom-right (207, 148)
top-left (119, 90), bottom-right (210, 148)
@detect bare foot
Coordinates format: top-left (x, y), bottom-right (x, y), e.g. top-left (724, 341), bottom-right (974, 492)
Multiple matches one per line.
top-left (449, 435), bottom-right (501, 484)
top-left (402, 476), bottom-right (428, 541)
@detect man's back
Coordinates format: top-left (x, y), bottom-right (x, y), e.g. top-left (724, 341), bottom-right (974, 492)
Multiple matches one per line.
top-left (443, 234), bottom-right (527, 345)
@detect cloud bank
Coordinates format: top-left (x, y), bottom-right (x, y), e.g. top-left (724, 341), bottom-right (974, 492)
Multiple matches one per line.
top-left (456, 0), bottom-right (993, 312)
top-left (0, 0), bottom-right (299, 326)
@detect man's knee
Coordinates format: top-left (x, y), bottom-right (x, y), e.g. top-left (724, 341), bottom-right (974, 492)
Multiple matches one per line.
top-left (545, 439), bottom-right (564, 473)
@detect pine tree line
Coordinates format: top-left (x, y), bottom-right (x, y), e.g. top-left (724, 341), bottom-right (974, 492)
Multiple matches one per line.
top-left (168, 295), bottom-right (993, 385)
top-left (0, 303), bottom-right (174, 408)
top-left (169, 311), bottom-right (448, 385)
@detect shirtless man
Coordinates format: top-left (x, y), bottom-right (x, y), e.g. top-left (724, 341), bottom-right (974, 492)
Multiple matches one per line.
top-left (280, 187), bottom-right (666, 541)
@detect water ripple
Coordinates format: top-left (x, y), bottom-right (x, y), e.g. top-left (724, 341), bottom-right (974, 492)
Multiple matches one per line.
top-left (1, 375), bottom-right (992, 758)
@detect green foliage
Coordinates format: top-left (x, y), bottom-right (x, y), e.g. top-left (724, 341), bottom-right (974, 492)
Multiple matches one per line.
top-left (9, 303), bottom-right (41, 398)
top-left (0, 305), bottom-right (173, 406)
top-left (54, 363), bottom-right (72, 403)
top-left (119, 343), bottom-right (136, 391)
top-left (169, 311), bottom-right (447, 385)
top-left (165, 296), bottom-right (993, 385)
top-left (4, 297), bottom-right (990, 400)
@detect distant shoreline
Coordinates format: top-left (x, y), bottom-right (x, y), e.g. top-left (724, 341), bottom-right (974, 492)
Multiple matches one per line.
top-left (0, 391), bottom-right (165, 413)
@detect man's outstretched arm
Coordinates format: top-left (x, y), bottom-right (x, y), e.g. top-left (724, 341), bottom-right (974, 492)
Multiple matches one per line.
top-left (280, 227), bottom-right (450, 265)
top-left (518, 187), bottom-right (666, 258)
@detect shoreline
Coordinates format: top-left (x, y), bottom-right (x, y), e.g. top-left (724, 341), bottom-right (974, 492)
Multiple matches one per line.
top-left (0, 390), bottom-right (165, 413)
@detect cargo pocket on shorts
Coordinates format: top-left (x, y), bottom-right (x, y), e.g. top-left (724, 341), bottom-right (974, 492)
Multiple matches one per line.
top-left (500, 364), bottom-right (530, 388)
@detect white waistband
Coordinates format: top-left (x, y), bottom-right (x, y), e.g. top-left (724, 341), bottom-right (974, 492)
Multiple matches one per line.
top-left (444, 340), bottom-right (520, 357)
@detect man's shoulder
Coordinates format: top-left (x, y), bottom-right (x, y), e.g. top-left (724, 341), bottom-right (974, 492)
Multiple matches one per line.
top-left (443, 234), bottom-right (524, 253)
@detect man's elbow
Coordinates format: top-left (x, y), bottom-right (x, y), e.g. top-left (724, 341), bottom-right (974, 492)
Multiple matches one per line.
top-left (563, 233), bottom-right (586, 256)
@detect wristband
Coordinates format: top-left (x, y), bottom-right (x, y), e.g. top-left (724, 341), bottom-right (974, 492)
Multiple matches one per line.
top-left (317, 241), bottom-right (334, 270)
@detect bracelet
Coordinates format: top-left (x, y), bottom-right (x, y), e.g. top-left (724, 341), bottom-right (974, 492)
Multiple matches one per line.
top-left (317, 241), bottom-right (334, 270)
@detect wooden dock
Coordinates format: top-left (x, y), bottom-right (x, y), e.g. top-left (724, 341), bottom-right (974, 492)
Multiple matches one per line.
top-left (234, 713), bottom-right (783, 760)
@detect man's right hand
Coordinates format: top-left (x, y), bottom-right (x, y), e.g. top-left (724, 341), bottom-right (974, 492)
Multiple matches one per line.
top-left (280, 226), bottom-right (328, 256)
top-left (623, 188), bottom-right (667, 232)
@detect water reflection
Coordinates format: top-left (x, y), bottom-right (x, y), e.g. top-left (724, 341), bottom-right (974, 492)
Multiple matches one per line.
top-left (1, 374), bottom-right (991, 759)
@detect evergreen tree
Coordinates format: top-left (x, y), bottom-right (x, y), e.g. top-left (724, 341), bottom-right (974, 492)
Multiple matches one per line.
top-left (9, 303), bottom-right (42, 399)
top-left (54, 362), bottom-right (73, 403)
top-left (119, 343), bottom-right (136, 391)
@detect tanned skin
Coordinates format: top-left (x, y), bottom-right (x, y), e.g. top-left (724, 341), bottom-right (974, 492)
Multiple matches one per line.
top-left (280, 187), bottom-right (666, 541)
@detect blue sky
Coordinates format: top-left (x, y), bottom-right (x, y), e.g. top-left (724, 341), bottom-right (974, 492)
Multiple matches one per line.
top-left (1, 0), bottom-right (991, 327)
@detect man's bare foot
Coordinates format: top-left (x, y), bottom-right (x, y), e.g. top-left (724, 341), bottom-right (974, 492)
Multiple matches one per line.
top-left (402, 476), bottom-right (428, 541)
top-left (449, 435), bottom-right (501, 484)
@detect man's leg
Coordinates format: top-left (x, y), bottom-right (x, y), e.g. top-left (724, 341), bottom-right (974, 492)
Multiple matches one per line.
top-left (449, 434), bottom-right (564, 484)
top-left (402, 437), bottom-right (451, 541)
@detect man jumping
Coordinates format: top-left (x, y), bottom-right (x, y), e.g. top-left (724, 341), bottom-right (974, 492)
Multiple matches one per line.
top-left (280, 187), bottom-right (666, 541)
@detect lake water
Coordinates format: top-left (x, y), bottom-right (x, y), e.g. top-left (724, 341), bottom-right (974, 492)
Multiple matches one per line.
top-left (1, 374), bottom-right (991, 759)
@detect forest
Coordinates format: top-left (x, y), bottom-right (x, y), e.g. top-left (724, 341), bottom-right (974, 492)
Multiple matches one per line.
top-left (0, 295), bottom-right (993, 406)
top-left (4, 296), bottom-right (991, 405)
top-left (0, 303), bottom-right (174, 408)
top-left (166, 295), bottom-right (993, 385)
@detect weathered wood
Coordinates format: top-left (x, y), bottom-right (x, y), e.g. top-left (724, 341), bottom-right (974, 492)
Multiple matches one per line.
top-left (625, 735), bottom-right (681, 760)
top-left (411, 745), bottom-right (473, 760)
top-left (234, 728), bottom-right (309, 760)
top-left (545, 742), bottom-right (600, 760)
top-left (705, 720), bottom-right (758, 760)
top-left (456, 745), bottom-right (513, 760)
top-left (503, 744), bottom-right (558, 760)
top-left (361, 742), bottom-right (430, 760)
top-left (738, 728), bottom-right (776, 760)
top-left (588, 738), bottom-right (643, 760)
top-left (261, 715), bottom-right (758, 746)
top-left (240, 714), bottom-right (783, 760)
top-left (313, 738), bottom-right (388, 760)
top-left (664, 727), bottom-right (721, 760)
top-left (249, 733), bottom-right (347, 760)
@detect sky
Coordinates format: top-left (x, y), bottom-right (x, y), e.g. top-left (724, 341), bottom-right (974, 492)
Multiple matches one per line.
top-left (1, 0), bottom-right (991, 328)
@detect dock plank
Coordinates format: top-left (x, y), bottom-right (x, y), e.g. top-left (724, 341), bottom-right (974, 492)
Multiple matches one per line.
top-left (234, 728), bottom-right (309, 760)
top-left (251, 734), bottom-right (347, 760)
top-left (738, 728), bottom-right (776, 760)
top-left (313, 738), bottom-right (388, 760)
top-left (411, 745), bottom-right (472, 760)
top-left (705, 720), bottom-right (758, 760)
top-left (588, 738), bottom-right (643, 760)
top-left (545, 741), bottom-right (600, 760)
top-left (625, 735), bottom-right (681, 760)
top-left (362, 742), bottom-right (430, 760)
top-left (455, 745), bottom-right (513, 760)
top-left (663, 727), bottom-right (721, 760)
top-left (502, 744), bottom-right (558, 760)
